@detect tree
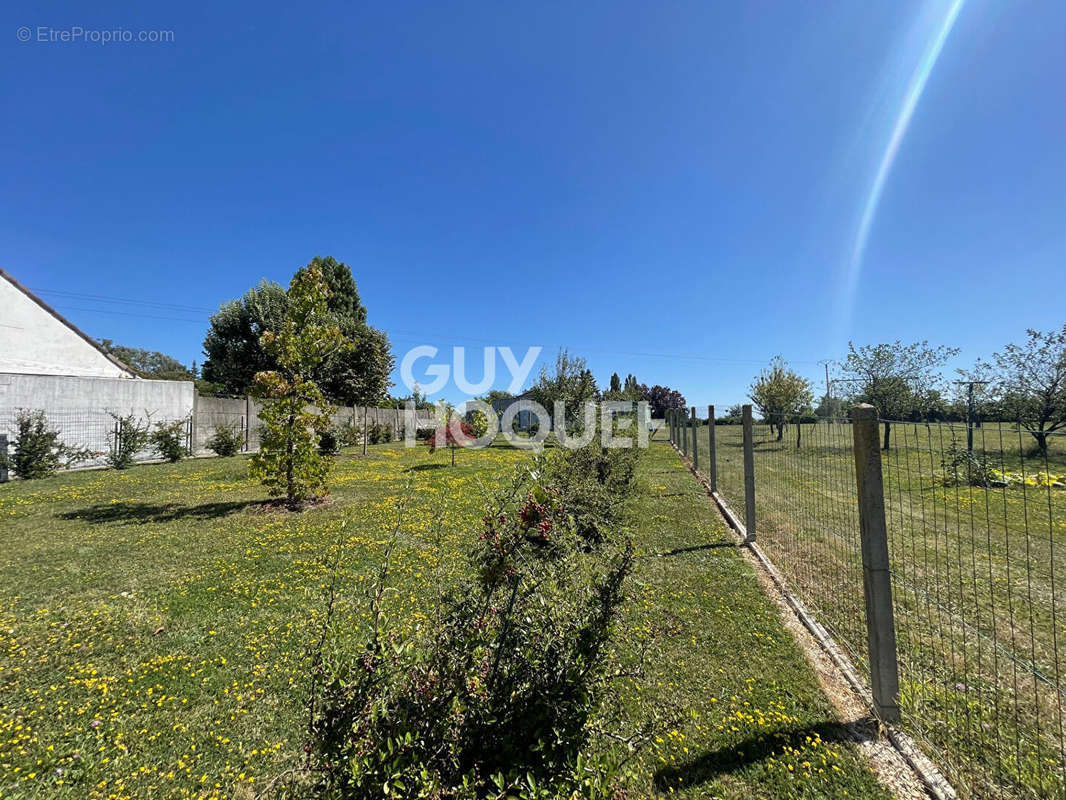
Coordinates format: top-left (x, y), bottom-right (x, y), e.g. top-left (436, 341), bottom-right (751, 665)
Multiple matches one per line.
top-left (299, 256), bottom-right (394, 406)
top-left (977, 325), bottom-right (1066, 455)
top-left (638, 384), bottom-right (686, 418)
top-left (839, 340), bottom-right (959, 450)
top-left (814, 394), bottom-right (845, 420)
top-left (749, 357), bottom-right (813, 442)
top-left (249, 266), bottom-right (345, 507)
top-left (97, 340), bottom-right (193, 380)
top-left (202, 280), bottom-right (288, 394)
top-left (201, 257), bottom-right (393, 404)
top-left (722, 404), bottom-right (744, 423)
top-left (528, 349), bottom-right (599, 433)
top-left (608, 373), bottom-right (622, 394)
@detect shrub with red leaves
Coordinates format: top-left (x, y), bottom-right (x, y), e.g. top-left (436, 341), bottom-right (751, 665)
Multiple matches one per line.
top-left (424, 419), bottom-right (476, 453)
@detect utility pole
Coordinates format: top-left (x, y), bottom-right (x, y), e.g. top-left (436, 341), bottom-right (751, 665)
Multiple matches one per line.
top-left (820, 360), bottom-right (832, 420)
top-left (953, 380), bottom-right (989, 452)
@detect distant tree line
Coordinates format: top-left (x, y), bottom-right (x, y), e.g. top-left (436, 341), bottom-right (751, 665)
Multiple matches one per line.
top-left (742, 324), bottom-right (1066, 454)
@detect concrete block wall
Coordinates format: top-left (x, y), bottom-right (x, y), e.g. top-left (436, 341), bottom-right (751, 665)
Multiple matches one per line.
top-left (0, 373), bottom-right (194, 467)
top-left (0, 371), bottom-right (442, 474)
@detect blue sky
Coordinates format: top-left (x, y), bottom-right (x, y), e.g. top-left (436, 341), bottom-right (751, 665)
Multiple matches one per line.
top-left (3, 0), bottom-right (1063, 407)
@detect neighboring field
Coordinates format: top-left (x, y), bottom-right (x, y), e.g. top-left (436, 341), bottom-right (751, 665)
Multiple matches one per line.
top-left (699, 419), bottom-right (1066, 800)
top-left (0, 439), bottom-right (890, 799)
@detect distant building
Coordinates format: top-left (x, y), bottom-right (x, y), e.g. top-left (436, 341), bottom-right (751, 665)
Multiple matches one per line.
top-left (0, 268), bottom-right (135, 378)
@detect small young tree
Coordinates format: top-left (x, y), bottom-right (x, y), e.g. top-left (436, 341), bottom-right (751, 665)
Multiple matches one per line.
top-left (150, 419), bottom-right (189, 462)
top-left (749, 356), bottom-right (813, 442)
top-left (107, 413), bottom-right (152, 469)
top-left (839, 340), bottom-right (958, 450)
top-left (977, 325), bottom-right (1066, 455)
top-left (249, 265), bottom-right (345, 507)
top-left (2, 410), bottom-right (92, 479)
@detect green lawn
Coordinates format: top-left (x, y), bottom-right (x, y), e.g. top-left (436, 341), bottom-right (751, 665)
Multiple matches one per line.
top-left (694, 420), bottom-right (1066, 800)
top-left (1, 440), bottom-right (889, 799)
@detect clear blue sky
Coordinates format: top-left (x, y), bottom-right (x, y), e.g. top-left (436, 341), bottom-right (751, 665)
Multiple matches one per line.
top-left (3, 1), bottom-right (1063, 407)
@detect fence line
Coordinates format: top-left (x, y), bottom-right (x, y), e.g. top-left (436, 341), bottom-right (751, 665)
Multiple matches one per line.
top-left (0, 397), bottom-right (438, 476)
top-left (672, 404), bottom-right (1066, 799)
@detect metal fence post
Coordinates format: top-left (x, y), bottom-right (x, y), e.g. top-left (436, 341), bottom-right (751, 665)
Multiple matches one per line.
top-left (851, 403), bottom-right (901, 723)
top-left (742, 404), bottom-right (756, 542)
top-left (0, 434), bottom-right (8, 483)
top-left (667, 409), bottom-right (673, 444)
top-left (707, 404), bottom-right (717, 492)
top-left (690, 406), bottom-right (699, 470)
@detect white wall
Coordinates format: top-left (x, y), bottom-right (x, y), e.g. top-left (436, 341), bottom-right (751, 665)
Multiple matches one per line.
top-left (0, 277), bottom-right (132, 378)
top-left (0, 373), bottom-right (194, 467)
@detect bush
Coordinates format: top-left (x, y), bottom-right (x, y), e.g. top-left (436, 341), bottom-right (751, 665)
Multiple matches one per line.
top-left (1, 410), bottom-right (92, 479)
top-left (467, 408), bottom-right (489, 438)
top-left (367, 422), bottom-right (392, 444)
top-left (545, 435), bottom-right (638, 545)
top-left (207, 423), bottom-right (244, 457)
top-left (307, 450), bottom-right (640, 799)
top-left (151, 419), bottom-right (189, 463)
top-left (337, 418), bottom-right (363, 447)
top-left (107, 413), bottom-right (152, 470)
top-left (318, 427), bottom-right (340, 456)
top-left (940, 438), bottom-right (998, 487)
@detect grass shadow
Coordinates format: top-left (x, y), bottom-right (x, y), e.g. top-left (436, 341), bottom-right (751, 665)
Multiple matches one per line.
top-left (405, 463), bottom-right (449, 472)
top-left (58, 499), bottom-right (265, 525)
top-left (648, 541), bottom-right (736, 558)
top-left (653, 721), bottom-right (862, 791)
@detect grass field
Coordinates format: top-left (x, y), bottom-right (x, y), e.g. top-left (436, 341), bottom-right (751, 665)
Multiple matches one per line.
top-left (0, 439), bottom-right (891, 799)
top-left (688, 419), bottom-right (1066, 800)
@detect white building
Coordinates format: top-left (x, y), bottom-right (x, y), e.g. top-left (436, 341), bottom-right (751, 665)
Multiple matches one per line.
top-left (0, 268), bottom-right (135, 378)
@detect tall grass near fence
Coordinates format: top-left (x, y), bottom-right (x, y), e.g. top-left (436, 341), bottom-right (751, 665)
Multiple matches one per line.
top-left (679, 411), bottom-right (1066, 799)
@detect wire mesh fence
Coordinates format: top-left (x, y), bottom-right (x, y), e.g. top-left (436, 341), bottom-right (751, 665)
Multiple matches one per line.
top-left (672, 407), bottom-right (1066, 799)
top-left (0, 401), bottom-right (444, 480)
top-left (0, 407), bottom-right (189, 469)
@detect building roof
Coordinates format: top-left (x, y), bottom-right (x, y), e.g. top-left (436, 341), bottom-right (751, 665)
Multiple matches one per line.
top-left (0, 268), bottom-right (136, 376)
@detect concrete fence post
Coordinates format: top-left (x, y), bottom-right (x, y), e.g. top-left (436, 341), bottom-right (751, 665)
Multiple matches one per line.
top-left (0, 434), bottom-right (8, 483)
top-left (851, 403), bottom-right (901, 723)
top-left (682, 408), bottom-right (688, 455)
top-left (707, 404), bottom-right (717, 493)
top-left (671, 408), bottom-right (677, 445)
top-left (362, 406), bottom-right (368, 456)
top-left (244, 394), bottom-right (252, 452)
top-left (190, 390), bottom-right (199, 456)
top-left (690, 406), bottom-right (699, 470)
top-left (742, 404), bottom-right (756, 543)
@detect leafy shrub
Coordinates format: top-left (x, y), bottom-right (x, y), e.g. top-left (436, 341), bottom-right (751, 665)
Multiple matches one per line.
top-left (414, 427), bottom-right (434, 441)
top-left (318, 427), bottom-right (340, 456)
top-left (467, 409), bottom-right (489, 438)
top-left (367, 422), bottom-right (392, 444)
top-left (307, 452), bottom-right (640, 799)
top-left (207, 423), bottom-right (244, 457)
top-left (107, 413), bottom-right (152, 470)
top-left (337, 418), bottom-right (363, 447)
top-left (1, 410), bottom-right (92, 479)
top-left (545, 435), bottom-right (638, 545)
top-left (150, 419), bottom-right (189, 463)
top-left (940, 438), bottom-right (998, 487)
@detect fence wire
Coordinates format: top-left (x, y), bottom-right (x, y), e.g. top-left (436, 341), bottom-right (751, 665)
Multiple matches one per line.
top-left (681, 411), bottom-right (1066, 799)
